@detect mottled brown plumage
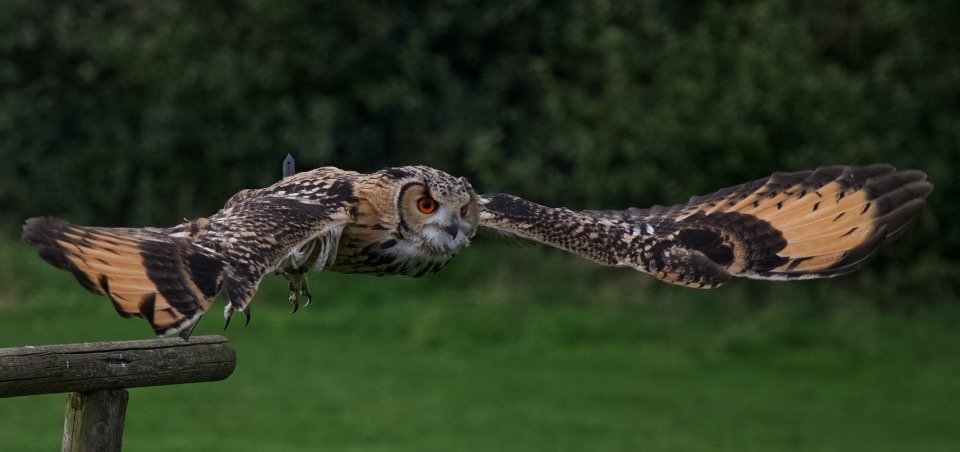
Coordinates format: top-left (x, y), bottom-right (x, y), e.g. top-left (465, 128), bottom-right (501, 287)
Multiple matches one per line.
top-left (22, 164), bottom-right (931, 338)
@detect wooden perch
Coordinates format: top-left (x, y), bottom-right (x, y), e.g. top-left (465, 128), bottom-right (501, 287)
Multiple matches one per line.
top-left (0, 335), bottom-right (236, 398)
top-left (0, 335), bottom-right (236, 452)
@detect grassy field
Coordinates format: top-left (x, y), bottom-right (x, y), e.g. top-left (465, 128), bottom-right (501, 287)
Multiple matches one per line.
top-left (1, 237), bottom-right (959, 451)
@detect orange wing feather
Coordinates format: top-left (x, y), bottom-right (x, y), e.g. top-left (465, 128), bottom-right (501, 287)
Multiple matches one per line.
top-left (583, 164), bottom-right (933, 286)
top-left (22, 217), bottom-right (225, 336)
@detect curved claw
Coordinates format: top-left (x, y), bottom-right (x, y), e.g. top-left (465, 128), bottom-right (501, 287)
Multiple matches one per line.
top-left (286, 273), bottom-right (312, 314)
top-left (299, 276), bottom-right (312, 309)
top-left (223, 305), bottom-right (234, 330)
top-left (286, 277), bottom-right (297, 314)
top-left (242, 307), bottom-right (251, 327)
top-left (288, 283), bottom-right (300, 314)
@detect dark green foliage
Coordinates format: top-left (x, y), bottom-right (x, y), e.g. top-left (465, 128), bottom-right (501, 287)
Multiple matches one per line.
top-left (1, 0), bottom-right (956, 295)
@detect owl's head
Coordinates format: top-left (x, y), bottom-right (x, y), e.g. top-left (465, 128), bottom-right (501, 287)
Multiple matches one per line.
top-left (383, 166), bottom-right (479, 254)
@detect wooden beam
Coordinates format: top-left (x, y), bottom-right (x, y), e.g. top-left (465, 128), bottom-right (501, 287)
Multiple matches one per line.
top-left (0, 335), bottom-right (236, 398)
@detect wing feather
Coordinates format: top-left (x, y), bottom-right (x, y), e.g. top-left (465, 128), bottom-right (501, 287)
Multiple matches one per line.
top-left (195, 196), bottom-right (353, 317)
top-left (23, 169), bottom-right (359, 337)
top-left (481, 164), bottom-right (932, 288)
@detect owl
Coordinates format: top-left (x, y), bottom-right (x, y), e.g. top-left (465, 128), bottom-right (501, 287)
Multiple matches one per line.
top-left (22, 162), bottom-right (932, 339)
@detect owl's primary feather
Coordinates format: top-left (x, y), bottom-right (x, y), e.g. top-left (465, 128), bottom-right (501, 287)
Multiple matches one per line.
top-left (21, 218), bottom-right (224, 334)
top-left (22, 163), bottom-right (930, 338)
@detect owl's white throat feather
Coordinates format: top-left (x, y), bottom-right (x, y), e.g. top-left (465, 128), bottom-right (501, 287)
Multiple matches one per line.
top-left (421, 211), bottom-right (470, 254)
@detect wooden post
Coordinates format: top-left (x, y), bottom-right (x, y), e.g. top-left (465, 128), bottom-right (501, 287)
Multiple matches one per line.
top-left (0, 335), bottom-right (236, 451)
top-left (63, 389), bottom-right (128, 452)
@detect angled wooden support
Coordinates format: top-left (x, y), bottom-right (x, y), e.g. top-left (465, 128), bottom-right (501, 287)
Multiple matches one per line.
top-left (0, 335), bottom-right (236, 451)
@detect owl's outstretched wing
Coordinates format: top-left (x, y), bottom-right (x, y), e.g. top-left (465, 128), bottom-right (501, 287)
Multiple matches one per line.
top-left (22, 170), bottom-right (358, 338)
top-left (479, 164), bottom-right (932, 288)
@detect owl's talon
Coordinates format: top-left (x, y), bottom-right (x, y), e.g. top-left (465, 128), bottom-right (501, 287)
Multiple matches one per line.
top-left (300, 279), bottom-right (312, 308)
top-left (223, 305), bottom-right (234, 330)
top-left (223, 304), bottom-right (252, 329)
top-left (288, 280), bottom-right (300, 314)
top-left (285, 271), bottom-right (313, 314)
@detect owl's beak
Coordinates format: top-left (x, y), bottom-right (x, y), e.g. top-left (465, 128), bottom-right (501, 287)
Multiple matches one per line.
top-left (442, 218), bottom-right (460, 239)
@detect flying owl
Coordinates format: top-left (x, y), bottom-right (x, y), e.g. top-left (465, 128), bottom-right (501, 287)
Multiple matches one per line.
top-left (22, 162), bottom-right (932, 339)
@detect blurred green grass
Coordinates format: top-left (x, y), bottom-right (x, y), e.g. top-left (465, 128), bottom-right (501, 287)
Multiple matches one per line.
top-left (1, 238), bottom-right (959, 451)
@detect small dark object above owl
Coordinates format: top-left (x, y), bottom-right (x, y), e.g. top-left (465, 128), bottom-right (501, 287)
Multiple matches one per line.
top-left (23, 164), bottom-right (932, 338)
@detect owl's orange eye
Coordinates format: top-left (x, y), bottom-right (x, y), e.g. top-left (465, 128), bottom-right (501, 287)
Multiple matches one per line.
top-left (417, 196), bottom-right (438, 214)
top-left (460, 204), bottom-right (470, 217)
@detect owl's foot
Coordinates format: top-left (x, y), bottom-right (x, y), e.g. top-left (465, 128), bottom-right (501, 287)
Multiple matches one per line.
top-left (223, 304), bottom-right (252, 330)
top-left (288, 288), bottom-right (312, 314)
top-left (284, 271), bottom-right (312, 314)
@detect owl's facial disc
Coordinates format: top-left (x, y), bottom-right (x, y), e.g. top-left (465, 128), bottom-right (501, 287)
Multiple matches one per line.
top-left (398, 178), bottom-right (478, 254)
